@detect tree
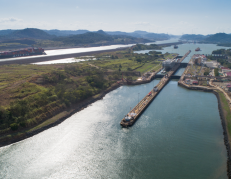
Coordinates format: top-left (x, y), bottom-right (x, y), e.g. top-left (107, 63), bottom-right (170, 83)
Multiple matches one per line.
top-left (10, 123), bottom-right (19, 131)
top-left (214, 68), bottom-right (219, 76)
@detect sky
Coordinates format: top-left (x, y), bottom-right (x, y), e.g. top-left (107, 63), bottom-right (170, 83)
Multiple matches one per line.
top-left (0, 0), bottom-right (231, 35)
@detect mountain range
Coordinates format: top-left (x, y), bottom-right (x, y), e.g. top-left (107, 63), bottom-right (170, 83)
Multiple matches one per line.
top-left (180, 33), bottom-right (231, 45)
top-left (0, 28), bottom-right (171, 41)
top-left (0, 28), bottom-right (154, 50)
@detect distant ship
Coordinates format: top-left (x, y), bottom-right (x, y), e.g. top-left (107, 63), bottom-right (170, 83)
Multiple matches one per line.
top-left (195, 47), bottom-right (200, 51)
top-left (0, 47), bottom-right (45, 59)
top-left (174, 45), bottom-right (178, 49)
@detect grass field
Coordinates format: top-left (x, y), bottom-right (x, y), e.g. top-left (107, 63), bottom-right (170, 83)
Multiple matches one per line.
top-left (90, 50), bottom-right (177, 75)
top-left (218, 92), bottom-right (231, 137)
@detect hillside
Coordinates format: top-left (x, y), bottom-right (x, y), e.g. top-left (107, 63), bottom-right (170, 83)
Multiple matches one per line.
top-left (180, 34), bottom-right (208, 41)
top-left (53, 30), bottom-right (150, 45)
top-left (202, 33), bottom-right (231, 43)
top-left (0, 29), bottom-right (15, 36)
top-left (0, 28), bottom-right (54, 40)
top-left (0, 29), bottom-right (150, 50)
top-left (107, 30), bottom-right (170, 41)
top-left (180, 33), bottom-right (231, 45)
top-left (45, 29), bottom-right (89, 36)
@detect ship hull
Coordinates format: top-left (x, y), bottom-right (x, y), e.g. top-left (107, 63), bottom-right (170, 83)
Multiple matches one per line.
top-left (0, 52), bottom-right (45, 59)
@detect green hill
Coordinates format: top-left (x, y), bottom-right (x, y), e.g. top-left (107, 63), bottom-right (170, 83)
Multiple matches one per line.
top-left (0, 29), bottom-right (150, 50)
top-left (53, 30), bottom-right (150, 45)
top-left (202, 33), bottom-right (231, 43)
top-left (10, 28), bottom-right (54, 39)
top-left (180, 34), bottom-right (207, 41)
top-left (0, 28), bottom-right (54, 40)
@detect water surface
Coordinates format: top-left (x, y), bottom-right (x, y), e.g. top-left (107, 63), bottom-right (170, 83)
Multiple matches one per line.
top-left (0, 80), bottom-right (227, 179)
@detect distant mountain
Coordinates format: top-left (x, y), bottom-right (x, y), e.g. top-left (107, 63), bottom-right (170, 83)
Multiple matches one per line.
top-left (133, 30), bottom-right (149, 35)
top-left (53, 30), bottom-right (149, 45)
top-left (0, 28), bottom-right (54, 40)
top-left (202, 33), bottom-right (231, 43)
top-left (180, 34), bottom-right (208, 41)
top-left (54, 31), bottom-right (113, 44)
top-left (0, 28), bottom-right (150, 50)
top-left (45, 29), bottom-right (89, 36)
top-left (0, 29), bottom-right (16, 36)
top-left (106, 31), bottom-right (170, 41)
top-left (96, 30), bottom-right (108, 35)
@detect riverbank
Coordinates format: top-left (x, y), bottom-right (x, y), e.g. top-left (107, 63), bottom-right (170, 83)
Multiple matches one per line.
top-left (0, 82), bottom-right (121, 147)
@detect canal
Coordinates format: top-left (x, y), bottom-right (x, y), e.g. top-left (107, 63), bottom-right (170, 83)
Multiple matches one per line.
top-left (0, 42), bottom-right (229, 179)
top-left (0, 79), bottom-right (227, 179)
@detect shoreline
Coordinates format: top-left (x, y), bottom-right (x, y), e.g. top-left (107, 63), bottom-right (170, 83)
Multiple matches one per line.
top-left (178, 82), bottom-right (231, 178)
top-left (0, 82), bottom-right (121, 147)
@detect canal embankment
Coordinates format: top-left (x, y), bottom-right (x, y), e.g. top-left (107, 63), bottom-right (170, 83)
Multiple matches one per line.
top-left (177, 52), bottom-right (231, 178)
top-left (178, 55), bottom-right (231, 178)
top-left (178, 81), bottom-right (231, 178)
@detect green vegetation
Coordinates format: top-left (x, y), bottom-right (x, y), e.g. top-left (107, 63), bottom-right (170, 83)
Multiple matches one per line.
top-left (212, 49), bottom-right (228, 55)
top-left (214, 68), bottom-right (219, 76)
top-left (218, 92), bottom-right (231, 137)
top-left (208, 49), bottom-right (231, 68)
top-left (0, 62), bottom-right (117, 134)
top-left (0, 28), bottom-right (54, 40)
top-left (90, 46), bottom-right (175, 75)
top-left (180, 34), bottom-right (207, 41)
top-left (203, 33), bottom-right (231, 44)
top-left (181, 33), bottom-right (231, 45)
top-left (132, 44), bottom-right (162, 51)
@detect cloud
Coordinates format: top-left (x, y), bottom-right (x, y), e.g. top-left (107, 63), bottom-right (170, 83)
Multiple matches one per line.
top-left (0, 17), bottom-right (22, 23)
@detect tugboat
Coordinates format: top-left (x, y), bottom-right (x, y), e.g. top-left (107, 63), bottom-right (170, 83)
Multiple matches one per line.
top-left (195, 47), bottom-right (200, 51)
top-left (174, 45), bottom-right (178, 49)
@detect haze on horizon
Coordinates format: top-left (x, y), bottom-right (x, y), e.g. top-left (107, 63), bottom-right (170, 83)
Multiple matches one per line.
top-left (0, 0), bottom-right (230, 35)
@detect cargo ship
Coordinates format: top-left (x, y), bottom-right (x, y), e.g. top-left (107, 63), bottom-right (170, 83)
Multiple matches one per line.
top-left (0, 47), bottom-right (45, 59)
top-left (174, 45), bottom-right (178, 49)
top-left (195, 47), bottom-right (200, 51)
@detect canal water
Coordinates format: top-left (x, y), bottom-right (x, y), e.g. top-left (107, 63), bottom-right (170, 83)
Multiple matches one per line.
top-left (135, 43), bottom-right (230, 64)
top-left (0, 79), bottom-right (227, 179)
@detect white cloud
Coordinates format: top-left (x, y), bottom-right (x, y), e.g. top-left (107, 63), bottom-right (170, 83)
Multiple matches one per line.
top-left (0, 17), bottom-right (22, 23)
